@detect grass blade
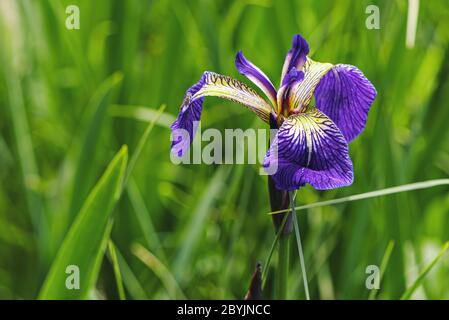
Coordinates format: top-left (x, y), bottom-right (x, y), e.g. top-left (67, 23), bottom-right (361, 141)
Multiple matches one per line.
top-left (115, 248), bottom-right (148, 300)
top-left (68, 72), bottom-right (123, 221)
top-left (123, 104), bottom-right (166, 187)
top-left (262, 213), bottom-right (290, 287)
top-left (173, 166), bottom-right (231, 281)
top-left (107, 241), bottom-right (126, 300)
top-left (401, 242), bottom-right (449, 300)
top-left (127, 178), bottom-right (167, 263)
top-left (369, 240), bottom-right (395, 300)
top-left (268, 179), bottom-right (449, 215)
top-left (290, 192), bottom-right (310, 300)
top-left (1, 40), bottom-right (49, 267)
top-left (132, 243), bottom-right (186, 299)
top-left (406, 0), bottom-right (420, 49)
top-left (39, 146), bottom-right (128, 299)
top-left (109, 104), bottom-right (174, 128)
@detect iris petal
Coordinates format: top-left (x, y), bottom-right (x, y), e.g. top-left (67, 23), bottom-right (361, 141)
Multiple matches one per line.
top-left (171, 72), bottom-right (272, 156)
top-left (276, 67), bottom-right (304, 115)
top-left (170, 76), bottom-right (205, 157)
top-left (280, 34), bottom-right (310, 85)
top-left (288, 58), bottom-right (333, 111)
top-left (314, 64), bottom-right (377, 142)
top-left (235, 51), bottom-right (277, 108)
top-left (264, 109), bottom-right (353, 190)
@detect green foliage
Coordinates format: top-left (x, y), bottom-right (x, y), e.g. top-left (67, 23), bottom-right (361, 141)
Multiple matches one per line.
top-left (401, 242), bottom-right (449, 300)
top-left (1, 0), bottom-right (449, 299)
top-left (39, 146), bottom-right (128, 299)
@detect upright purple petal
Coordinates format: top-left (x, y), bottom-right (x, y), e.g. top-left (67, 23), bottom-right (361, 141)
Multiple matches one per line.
top-left (235, 51), bottom-right (277, 107)
top-left (264, 109), bottom-right (353, 190)
top-left (280, 34), bottom-right (310, 84)
top-left (315, 64), bottom-right (377, 142)
top-left (281, 66), bottom-right (304, 87)
top-left (277, 67), bottom-right (304, 115)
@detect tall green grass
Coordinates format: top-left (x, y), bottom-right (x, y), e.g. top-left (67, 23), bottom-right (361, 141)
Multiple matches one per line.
top-left (0, 0), bottom-right (449, 299)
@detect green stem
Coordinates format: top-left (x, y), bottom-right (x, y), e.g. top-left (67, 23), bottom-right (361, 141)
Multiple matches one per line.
top-left (276, 230), bottom-right (290, 299)
top-left (262, 213), bottom-right (289, 287)
top-left (290, 191), bottom-right (310, 300)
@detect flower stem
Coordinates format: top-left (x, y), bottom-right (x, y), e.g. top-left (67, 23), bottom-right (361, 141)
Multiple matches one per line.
top-left (289, 191), bottom-right (310, 300)
top-left (267, 175), bottom-right (292, 299)
top-left (262, 213), bottom-right (289, 287)
top-left (276, 233), bottom-right (290, 299)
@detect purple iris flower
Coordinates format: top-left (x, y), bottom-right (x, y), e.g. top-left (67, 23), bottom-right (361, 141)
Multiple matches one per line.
top-left (171, 34), bottom-right (377, 191)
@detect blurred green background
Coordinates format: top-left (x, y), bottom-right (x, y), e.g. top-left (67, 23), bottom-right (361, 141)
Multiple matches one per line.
top-left (1, 0), bottom-right (449, 300)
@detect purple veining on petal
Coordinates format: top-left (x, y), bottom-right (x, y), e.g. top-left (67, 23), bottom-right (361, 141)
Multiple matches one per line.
top-left (264, 110), bottom-right (354, 190)
top-left (235, 51), bottom-right (277, 106)
top-left (280, 34), bottom-right (310, 84)
top-left (170, 74), bottom-right (206, 157)
top-left (314, 64), bottom-right (377, 142)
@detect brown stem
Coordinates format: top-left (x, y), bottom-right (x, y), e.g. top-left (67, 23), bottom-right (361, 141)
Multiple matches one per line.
top-left (267, 114), bottom-right (293, 236)
top-left (244, 262), bottom-right (263, 300)
top-left (268, 176), bottom-right (292, 236)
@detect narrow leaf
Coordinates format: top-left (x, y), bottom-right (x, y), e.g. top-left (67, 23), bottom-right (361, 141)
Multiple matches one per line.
top-left (368, 240), bottom-right (395, 300)
top-left (132, 243), bottom-right (186, 299)
top-left (109, 104), bottom-right (175, 128)
top-left (401, 242), bottom-right (449, 300)
top-left (268, 179), bottom-right (449, 215)
top-left (123, 104), bottom-right (166, 187)
top-left (108, 241), bottom-right (126, 300)
top-left (115, 247), bottom-right (149, 300)
top-left (68, 72), bottom-right (123, 220)
top-left (39, 146), bottom-right (128, 299)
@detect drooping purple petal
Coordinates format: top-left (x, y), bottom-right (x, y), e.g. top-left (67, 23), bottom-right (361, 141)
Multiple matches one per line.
top-left (280, 34), bottom-right (310, 85)
top-left (171, 72), bottom-right (272, 157)
top-left (235, 51), bottom-right (277, 107)
top-left (264, 109), bottom-right (353, 190)
top-left (170, 74), bottom-right (205, 157)
top-left (314, 64), bottom-right (377, 142)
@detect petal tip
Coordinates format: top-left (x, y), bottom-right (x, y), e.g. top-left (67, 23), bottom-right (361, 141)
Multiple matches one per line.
top-left (235, 51), bottom-right (246, 73)
top-left (291, 34), bottom-right (310, 56)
